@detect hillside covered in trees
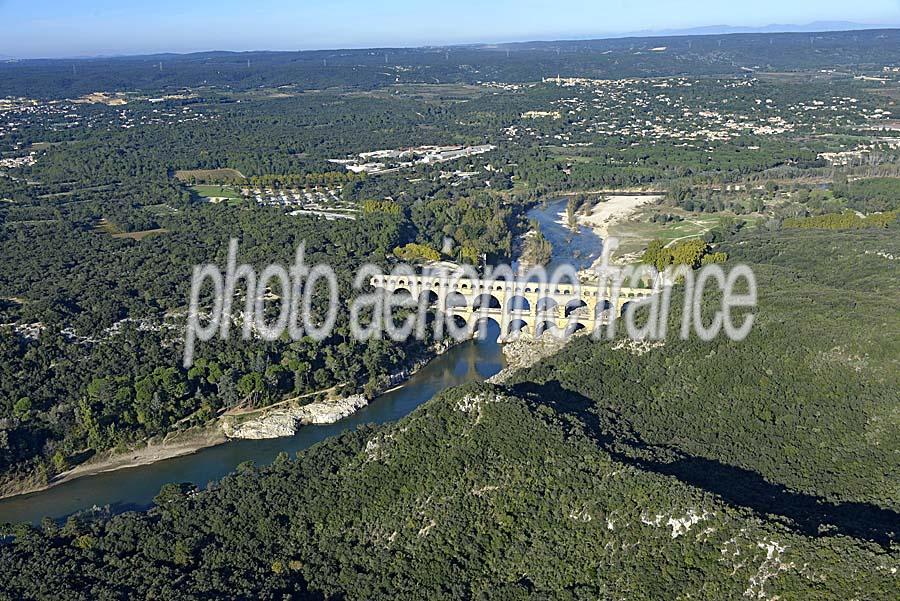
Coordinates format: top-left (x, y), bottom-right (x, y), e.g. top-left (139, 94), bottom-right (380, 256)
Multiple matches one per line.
top-left (1, 221), bottom-right (896, 599)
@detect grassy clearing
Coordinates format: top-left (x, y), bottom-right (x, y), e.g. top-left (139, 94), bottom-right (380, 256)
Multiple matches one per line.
top-left (112, 229), bottom-right (168, 240)
top-left (25, 141), bottom-right (70, 151)
top-left (190, 184), bottom-right (243, 200)
top-left (94, 218), bottom-right (120, 235)
top-left (174, 168), bottom-right (246, 183)
top-left (609, 209), bottom-right (725, 258)
top-left (359, 83), bottom-right (486, 101)
top-left (143, 203), bottom-right (180, 216)
top-left (38, 183), bottom-right (116, 200)
top-left (94, 218), bottom-right (168, 240)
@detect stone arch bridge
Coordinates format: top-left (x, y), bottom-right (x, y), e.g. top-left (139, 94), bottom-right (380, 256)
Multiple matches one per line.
top-left (371, 271), bottom-right (652, 342)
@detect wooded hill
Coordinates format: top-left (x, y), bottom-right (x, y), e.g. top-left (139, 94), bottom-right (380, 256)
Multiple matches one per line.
top-left (1, 221), bottom-right (897, 600)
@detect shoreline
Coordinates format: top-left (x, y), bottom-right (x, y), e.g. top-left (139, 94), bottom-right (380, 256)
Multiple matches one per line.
top-left (532, 192), bottom-right (661, 272)
top-left (578, 194), bottom-right (662, 269)
top-left (579, 194), bottom-right (661, 240)
top-left (0, 424), bottom-right (229, 502)
top-left (0, 340), bottom-right (463, 503)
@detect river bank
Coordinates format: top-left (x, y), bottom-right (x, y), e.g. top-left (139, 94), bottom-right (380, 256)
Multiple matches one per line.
top-left (0, 393), bottom-right (386, 502)
top-left (578, 194), bottom-right (662, 240)
top-left (525, 193), bottom-right (661, 273)
top-left (487, 335), bottom-right (571, 384)
top-left (0, 340), bottom-right (462, 502)
top-left (0, 323), bottom-right (505, 524)
top-left (577, 194), bottom-right (662, 267)
top-left (221, 394), bottom-right (370, 439)
top-left (0, 424), bottom-right (229, 502)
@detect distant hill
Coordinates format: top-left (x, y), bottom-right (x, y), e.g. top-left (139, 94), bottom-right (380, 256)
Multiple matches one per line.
top-left (619, 21), bottom-right (891, 38)
top-left (2, 28), bottom-right (900, 99)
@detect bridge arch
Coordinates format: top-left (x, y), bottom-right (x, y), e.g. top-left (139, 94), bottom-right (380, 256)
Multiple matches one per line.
top-left (564, 299), bottom-right (588, 317)
top-left (595, 300), bottom-right (612, 318)
top-left (536, 297), bottom-right (559, 313)
top-left (448, 314), bottom-right (468, 331)
top-left (535, 320), bottom-right (558, 338)
top-left (471, 316), bottom-right (501, 341)
top-left (565, 322), bottom-right (587, 336)
top-left (620, 301), bottom-right (633, 317)
top-left (507, 319), bottom-right (530, 338)
top-left (392, 287), bottom-right (412, 299)
top-left (507, 295), bottom-right (531, 313)
top-left (473, 293), bottom-right (502, 311)
top-left (419, 290), bottom-right (439, 307)
top-left (445, 292), bottom-right (467, 309)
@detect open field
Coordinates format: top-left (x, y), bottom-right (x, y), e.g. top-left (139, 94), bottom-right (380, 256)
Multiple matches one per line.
top-left (94, 218), bottom-right (168, 240)
top-left (606, 208), bottom-right (735, 262)
top-left (19, 141), bottom-right (72, 153)
top-left (611, 213), bottom-right (719, 247)
top-left (174, 168), bottom-right (246, 182)
top-left (190, 184), bottom-right (243, 203)
top-left (755, 71), bottom-right (854, 83)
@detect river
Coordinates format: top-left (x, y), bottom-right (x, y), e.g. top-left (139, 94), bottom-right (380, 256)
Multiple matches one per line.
top-left (0, 198), bottom-right (581, 526)
top-left (0, 324), bottom-right (505, 525)
top-left (524, 197), bottom-right (603, 271)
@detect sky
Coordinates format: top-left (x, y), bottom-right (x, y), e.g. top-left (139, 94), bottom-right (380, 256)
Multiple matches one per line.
top-left (1, 0), bottom-right (899, 59)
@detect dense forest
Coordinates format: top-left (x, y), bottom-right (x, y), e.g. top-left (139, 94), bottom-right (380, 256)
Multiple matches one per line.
top-left (0, 178), bottom-right (524, 492)
top-left (0, 227), bottom-right (897, 599)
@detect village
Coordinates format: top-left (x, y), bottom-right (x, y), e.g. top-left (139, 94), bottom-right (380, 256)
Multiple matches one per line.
top-left (329, 144), bottom-right (496, 174)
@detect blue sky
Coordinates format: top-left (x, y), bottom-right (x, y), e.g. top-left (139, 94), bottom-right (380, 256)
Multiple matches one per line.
top-left (1, 0), bottom-right (899, 58)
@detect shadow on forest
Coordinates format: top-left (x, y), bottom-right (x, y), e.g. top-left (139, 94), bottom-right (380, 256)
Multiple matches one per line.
top-left (508, 380), bottom-right (900, 549)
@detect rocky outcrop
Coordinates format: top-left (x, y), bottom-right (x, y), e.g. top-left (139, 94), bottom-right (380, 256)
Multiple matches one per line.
top-left (297, 395), bottom-right (368, 425)
top-left (221, 408), bottom-right (299, 440)
top-left (222, 395), bottom-right (368, 440)
top-left (487, 336), bottom-right (570, 384)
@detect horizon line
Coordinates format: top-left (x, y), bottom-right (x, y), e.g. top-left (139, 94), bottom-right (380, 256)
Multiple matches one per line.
top-left (4, 22), bottom-right (900, 62)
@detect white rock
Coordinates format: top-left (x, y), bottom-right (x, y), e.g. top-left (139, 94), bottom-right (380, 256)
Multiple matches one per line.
top-left (222, 395), bottom-right (368, 440)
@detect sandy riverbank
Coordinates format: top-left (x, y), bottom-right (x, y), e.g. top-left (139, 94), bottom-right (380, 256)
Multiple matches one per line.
top-left (577, 194), bottom-right (662, 267)
top-left (0, 425), bottom-right (229, 501)
top-left (0, 341), bottom-right (463, 501)
top-left (579, 194), bottom-right (662, 239)
top-left (0, 393), bottom-right (377, 500)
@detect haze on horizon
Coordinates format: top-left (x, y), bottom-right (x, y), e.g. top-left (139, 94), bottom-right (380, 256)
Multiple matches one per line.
top-left (1, 0), bottom-right (900, 59)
